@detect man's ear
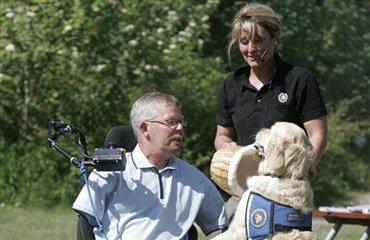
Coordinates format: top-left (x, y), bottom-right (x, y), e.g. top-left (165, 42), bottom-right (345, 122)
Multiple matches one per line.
top-left (140, 122), bottom-right (150, 138)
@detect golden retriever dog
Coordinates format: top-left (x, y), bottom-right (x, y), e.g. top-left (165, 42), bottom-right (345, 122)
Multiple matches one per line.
top-left (213, 122), bottom-right (316, 240)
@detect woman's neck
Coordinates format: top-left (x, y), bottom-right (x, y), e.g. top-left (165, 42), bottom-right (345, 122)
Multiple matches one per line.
top-left (249, 61), bottom-right (274, 90)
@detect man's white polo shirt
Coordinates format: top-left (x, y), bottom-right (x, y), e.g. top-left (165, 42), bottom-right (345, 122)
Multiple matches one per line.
top-left (73, 145), bottom-right (228, 240)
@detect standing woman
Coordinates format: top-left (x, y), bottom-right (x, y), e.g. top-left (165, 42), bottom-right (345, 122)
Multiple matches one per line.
top-left (215, 3), bottom-right (328, 167)
top-left (214, 2), bottom-right (328, 219)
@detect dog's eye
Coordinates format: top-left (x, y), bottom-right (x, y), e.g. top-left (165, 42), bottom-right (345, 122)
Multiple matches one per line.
top-left (254, 144), bottom-right (265, 160)
top-left (255, 144), bottom-right (264, 153)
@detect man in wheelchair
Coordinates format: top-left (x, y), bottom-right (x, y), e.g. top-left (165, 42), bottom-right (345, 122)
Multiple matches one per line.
top-left (73, 91), bottom-right (228, 240)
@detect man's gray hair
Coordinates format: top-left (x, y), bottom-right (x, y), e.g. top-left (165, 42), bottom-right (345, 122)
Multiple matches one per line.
top-left (130, 91), bottom-right (181, 138)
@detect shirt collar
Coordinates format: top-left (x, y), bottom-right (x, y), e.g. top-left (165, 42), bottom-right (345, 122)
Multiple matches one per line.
top-left (131, 145), bottom-right (177, 171)
top-left (234, 53), bottom-right (286, 92)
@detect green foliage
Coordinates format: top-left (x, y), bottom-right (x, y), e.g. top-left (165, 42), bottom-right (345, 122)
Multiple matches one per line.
top-left (312, 98), bottom-right (370, 205)
top-left (1, 0), bottom-right (369, 207)
top-left (1, 0), bottom-right (223, 206)
top-left (273, 0), bottom-right (370, 112)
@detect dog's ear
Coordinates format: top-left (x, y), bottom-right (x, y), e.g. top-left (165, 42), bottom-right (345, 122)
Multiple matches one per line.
top-left (285, 142), bottom-right (315, 179)
top-left (265, 139), bottom-right (286, 176)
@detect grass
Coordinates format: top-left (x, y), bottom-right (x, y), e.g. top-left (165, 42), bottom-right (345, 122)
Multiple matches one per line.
top-left (1, 205), bottom-right (77, 240)
top-left (1, 205), bottom-right (367, 240)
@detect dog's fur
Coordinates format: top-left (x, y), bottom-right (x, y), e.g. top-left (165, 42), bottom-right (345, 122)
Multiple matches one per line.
top-left (213, 122), bottom-right (317, 240)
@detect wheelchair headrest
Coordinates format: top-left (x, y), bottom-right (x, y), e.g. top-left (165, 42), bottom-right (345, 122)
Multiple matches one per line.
top-left (104, 125), bottom-right (137, 152)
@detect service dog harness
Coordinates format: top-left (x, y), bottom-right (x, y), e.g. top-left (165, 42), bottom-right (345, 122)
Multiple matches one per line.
top-left (245, 192), bottom-right (312, 240)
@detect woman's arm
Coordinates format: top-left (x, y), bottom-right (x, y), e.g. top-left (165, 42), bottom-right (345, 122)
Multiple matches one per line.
top-left (304, 116), bottom-right (328, 167)
top-left (214, 125), bottom-right (237, 150)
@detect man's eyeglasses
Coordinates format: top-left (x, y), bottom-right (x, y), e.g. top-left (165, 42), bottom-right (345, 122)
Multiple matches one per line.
top-left (146, 119), bottom-right (188, 129)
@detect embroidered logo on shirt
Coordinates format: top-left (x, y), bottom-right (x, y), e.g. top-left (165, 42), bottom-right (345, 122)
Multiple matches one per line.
top-left (251, 208), bottom-right (268, 228)
top-left (278, 93), bottom-right (288, 103)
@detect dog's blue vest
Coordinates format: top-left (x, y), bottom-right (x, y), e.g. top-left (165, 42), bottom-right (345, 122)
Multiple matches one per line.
top-left (245, 192), bottom-right (312, 240)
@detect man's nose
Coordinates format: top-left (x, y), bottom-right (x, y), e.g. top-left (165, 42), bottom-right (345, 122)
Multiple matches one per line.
top-left (175, 123), bottom-right (185, 130)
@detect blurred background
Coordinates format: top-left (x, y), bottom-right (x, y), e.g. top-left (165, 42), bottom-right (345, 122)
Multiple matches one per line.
top-left (1, 0), bottom-right (369, 211)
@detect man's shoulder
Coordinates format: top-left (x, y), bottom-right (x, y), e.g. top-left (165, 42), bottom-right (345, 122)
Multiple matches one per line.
top-left (89, 169), bottom-right (123, 183)
top-left (174, 158), bottom-right (209, 179)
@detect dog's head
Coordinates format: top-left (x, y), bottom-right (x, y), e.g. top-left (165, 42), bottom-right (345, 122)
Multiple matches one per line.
top-left (255, 122), bottom-right (315, 179)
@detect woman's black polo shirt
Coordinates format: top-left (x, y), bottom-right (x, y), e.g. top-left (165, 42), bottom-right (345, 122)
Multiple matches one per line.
top-left (216, 53), bottom-right (328, 146)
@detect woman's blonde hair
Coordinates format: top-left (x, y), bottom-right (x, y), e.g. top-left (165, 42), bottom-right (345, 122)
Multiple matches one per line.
top-left (227, 3), bottom-right (281, 60)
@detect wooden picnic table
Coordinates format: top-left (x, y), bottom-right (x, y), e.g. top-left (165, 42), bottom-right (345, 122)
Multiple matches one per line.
top-left (313, 208), bottom-right (370, 240)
